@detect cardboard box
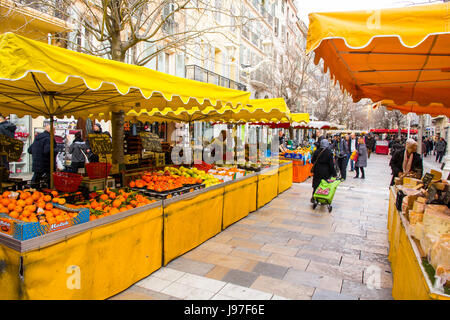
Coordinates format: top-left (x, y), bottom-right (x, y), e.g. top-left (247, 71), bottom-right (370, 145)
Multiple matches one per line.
top-left (0, 206), bottom-right (89, 241)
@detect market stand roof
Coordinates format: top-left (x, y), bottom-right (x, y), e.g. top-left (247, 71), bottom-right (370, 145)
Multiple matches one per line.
top-left (292, 120), bottom-right (338, 130)
top-left (0, 32), bottom-right (251, 119)
top-left (306, 3), bottom-right (450, 116)
top-left (126, 98), bottom-right (292, 124)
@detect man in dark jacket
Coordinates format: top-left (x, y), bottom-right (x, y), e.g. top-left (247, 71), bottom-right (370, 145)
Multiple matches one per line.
top-left (0, 114), bottom-right (16, 138)
top-left (311, 139), bottom-right (337, 202)
top-left (366, 134), bottom-right (376, 159)
top-left (389, 139), bottom-right (423, 186)
top-left (435, 137), bottom-right (447, 163)
top-left (0, 114), bottom-right (16, 171)
top-left (335, 135), bottom-right (349, 180)
top-left (28, 124), bottom-right (55, 185)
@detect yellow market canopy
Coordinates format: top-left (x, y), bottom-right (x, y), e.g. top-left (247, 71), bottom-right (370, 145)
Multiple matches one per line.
top-left (0, 32), bottom-right (251, 119)
top-left (306, 3), bottom-right (450, 116)
top-left (125, 98), bottom-right (292, 124)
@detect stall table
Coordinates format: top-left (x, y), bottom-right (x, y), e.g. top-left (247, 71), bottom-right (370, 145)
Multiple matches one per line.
top-left (257, 166), bottom-right (279, 209)
top-left (0, 201), bottom-right (163, 300)
top-left (387, 188), bottom-right (450, 300)
top-left (278, 161), bottom-right (293, 194)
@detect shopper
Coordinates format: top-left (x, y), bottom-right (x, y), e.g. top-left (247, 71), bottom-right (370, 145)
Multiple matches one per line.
top-left (435, 137), bottom-right (447, 163)
top-left (311, 139), bottom-right (337, 203)
top-left (335, 135), bottom-right (349, 180)
top-left (0, 114), bottom-right (16, 171)
top-left (354, 137), bottom-right (368, 179)
top-left (389, 139), bottom-right (423, 186)
top-left (28, 124), bottom-right (55, 186)
top-left (366, 133), bottom-right (375, 159)
top-left (68, 132), bottom-right (88, 173)
top-left (348, 133), bottom-right (358, 171)
top-left (0, 114), bottom-right (16, 138)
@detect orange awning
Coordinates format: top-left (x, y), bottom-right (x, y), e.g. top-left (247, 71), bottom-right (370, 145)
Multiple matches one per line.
top-left (307, 3), bottom-right (450, 116)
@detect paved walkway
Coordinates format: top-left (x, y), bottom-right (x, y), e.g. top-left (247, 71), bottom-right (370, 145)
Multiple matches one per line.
top-left (111, 154), bottom-right (394, 300)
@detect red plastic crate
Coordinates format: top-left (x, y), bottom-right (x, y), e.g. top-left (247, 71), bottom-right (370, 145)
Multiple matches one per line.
top-left (85, 163), bottom-right (112, 179)
top-left (53, 172), bottom-right (83, 193)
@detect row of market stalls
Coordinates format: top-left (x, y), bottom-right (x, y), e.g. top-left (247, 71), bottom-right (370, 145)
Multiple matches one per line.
top-left (307, 2), bottom-right (450, 299)
top-left (0, 32), bottom-right (315, 299)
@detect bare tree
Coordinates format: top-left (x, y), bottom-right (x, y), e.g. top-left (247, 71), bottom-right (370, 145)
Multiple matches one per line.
top-left (15, 0), bottom-right (256, 165)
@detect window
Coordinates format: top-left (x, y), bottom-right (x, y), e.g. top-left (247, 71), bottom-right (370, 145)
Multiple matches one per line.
top-left (165, 53), bottom-right (170, 74)
top-left (274, 17), bottom-right (279, 37)
top-left (176, 53), bottom-right (185, 77)
top-left (281, 0), bottom-right (285, 13)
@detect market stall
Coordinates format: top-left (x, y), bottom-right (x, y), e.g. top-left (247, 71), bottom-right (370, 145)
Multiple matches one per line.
top-left (0, 33), bottom-right (275, 299)
top-left (388, 173), bottom-right (449, 299)
top-left (306, 2), bottom-right (450, 299)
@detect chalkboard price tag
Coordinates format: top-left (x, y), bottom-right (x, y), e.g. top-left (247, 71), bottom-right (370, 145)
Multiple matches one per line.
top-left (88, 134), bottom-right (112, 154)
top-left (422, 173), bottom-right (434, 189)
top-left (0, 134), bottom-right (23, 162)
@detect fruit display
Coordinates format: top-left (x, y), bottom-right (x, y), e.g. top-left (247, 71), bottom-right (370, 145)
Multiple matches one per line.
top-left (128, 166), bottom-right (222, 191)
top-left (72, 189), bottom-right (156, 221)
top-left (281, 147), bottom-right (312, 163)
top-left (0, 189), bottom-right (77, 225)
top-left (207, 167), bottom-right (247, 181)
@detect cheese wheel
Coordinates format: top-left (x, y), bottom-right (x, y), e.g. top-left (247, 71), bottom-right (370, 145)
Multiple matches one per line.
top-left (423, 205), bottom-right (450, 236)
top-left (430, 234), bottom-right (450, 270)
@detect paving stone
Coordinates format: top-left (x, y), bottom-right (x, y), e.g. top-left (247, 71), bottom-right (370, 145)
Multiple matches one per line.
top-left (229, 247), bottom-right (271, 262)
top-left (360, 251), bottom-right (390, 266)
top-left (205, 265), bottom-right (231, 281)
top-left (252, 261), bottom-right (289, 279)
top-left (166, 257), bottom-right (215, 276)
top-left (341, 280), bottom-right (393, 300)
top-left (176, 273), bottom-right (227, 292)
top-left (204, 253), bottom-right (248, 269)
top-left (311, 288), bottom-right (358, 300)
top-left (162, 282), bottom-right (216, 300)
top-left (197, 241), bottom-right (234, 254)
top-left (295, 250), bottom-right (341, 266)
top-left (306, 261), bottom-right (363, 283)
top-left (261, 243), bottom-right (299, 256)
top-left (283, 268), bottom-right (342, 293)
top-left (218, 283), bottom-right (273, 300)
top-left (228, 239), bottom-right (264, 250)
top-left (222, 269), bottom-right (259, 287)
top-left (135, 276), bottom-right (173, 292)
top-left (150, 267), bottom-right (185, 282)
top-left (251, 275), bottom-right (314, 299)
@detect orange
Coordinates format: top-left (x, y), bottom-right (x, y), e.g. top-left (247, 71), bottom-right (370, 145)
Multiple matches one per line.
top-left (1, 198), bottom-right (10, 207)
top-left (89, 215), bottom-right (97, 221)
top-left (99, 194), bottom-right (108, 201)
top-left (129, 181), bottom-right (136, 188)
top-left (57, 198), bottom-right (66, 205)
top-left (108, 192), bottom-right (116, 199)
top-left (25, 197), bottom-right (33, 206)
top-left (37, 201), bottom-right (46, 209)
top-left (25, 205), bottom-right (36, 212)
top-left (43, 195), bottom-right (52, 202)
top-left (16, 199), bottom-right (26, 207)
top-left (30, 217), bottom-right (38, 223)
top-left (109, 208), bottom-right (119, 215)
top-left (119, 207), bottom-right (128, 212)
top-left (51, 190), bottom-right (58, 197)
top-left (2, 191), bottom-right (11, 198)
top-left (7, 203), bottom-right (15, 212)
top-left (31, 192), bottom-right (40, 201)
top-left (112, 200), bottom-right (122, 208)
top-left (9, 211), bottom-right (19, 219)
top-left (0, 206), bottom-right (7, 214)
top-left (45, 203), bottom-right (53, 210)
top-left (15, 206), bottom-right (23, 213)
top-left (22, 210), bottom-right (31, 218)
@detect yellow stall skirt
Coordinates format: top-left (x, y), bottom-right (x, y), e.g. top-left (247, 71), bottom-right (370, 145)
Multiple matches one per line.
top-left (163, 187), bottom-right (224, 265)
top-left (257, 167), bottom-right (279, 209)
top-left (222, 175), bottom-right (258, 229)
top-left (0, 205), bottom-right (163, 300)
top-left (388, 189), bottom-right (449, 300)
top-left (278, 162), bottom-right (293, 194)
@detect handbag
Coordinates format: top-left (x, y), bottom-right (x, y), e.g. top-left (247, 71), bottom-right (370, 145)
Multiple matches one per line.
top-left (351, 150), bottom-right (359, 162)
top-left (80, 148), bottom-right (90, 164)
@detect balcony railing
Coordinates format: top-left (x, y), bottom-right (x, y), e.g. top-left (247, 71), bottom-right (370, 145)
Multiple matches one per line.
top-left (18, 0), bottom-right (69, 20)
top-left (186, 65), bottom-right (247, 91)
top-left (250, 0), bottom-right (273, 27)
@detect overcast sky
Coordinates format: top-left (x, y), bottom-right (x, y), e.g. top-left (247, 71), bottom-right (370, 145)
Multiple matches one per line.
top-left (295, 0), bottom-right (443, 24)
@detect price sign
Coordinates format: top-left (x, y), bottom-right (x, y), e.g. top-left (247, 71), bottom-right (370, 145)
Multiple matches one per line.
top-left (0, 134), bottom-right (23, 162)
top-left (88, 134), bottom-right (112, 154)
top-left (422, 173), bottom-right (434, 189)
top-left (139, 132), bottom-right (162, 152)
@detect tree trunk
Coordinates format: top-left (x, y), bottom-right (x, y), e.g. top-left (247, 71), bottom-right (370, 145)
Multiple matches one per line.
top-left (108, 31), bottom-right (126, 169)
